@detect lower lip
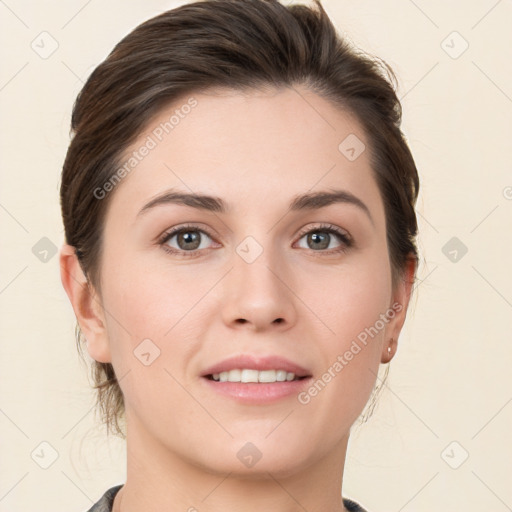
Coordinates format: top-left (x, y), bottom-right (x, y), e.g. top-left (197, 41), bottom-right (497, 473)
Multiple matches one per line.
top-left (201, 377), bottom-right (312, 404)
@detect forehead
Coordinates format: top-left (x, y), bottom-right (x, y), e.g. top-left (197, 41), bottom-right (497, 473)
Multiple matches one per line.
top-left (106, 86), bottom-right (384, 224)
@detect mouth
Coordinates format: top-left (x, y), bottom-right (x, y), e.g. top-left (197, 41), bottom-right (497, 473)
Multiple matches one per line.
top-left (199, 354), bottom-right (312, 403)
top-left (204, 369), bottom-right (310, 383)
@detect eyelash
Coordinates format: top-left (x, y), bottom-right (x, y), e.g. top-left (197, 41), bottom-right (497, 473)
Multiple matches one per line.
top-left (158, 223), bottom-right (353, 258)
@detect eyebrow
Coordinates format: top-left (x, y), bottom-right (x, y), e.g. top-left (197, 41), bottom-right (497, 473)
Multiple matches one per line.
top-left (137, 188), bottom-right (373, 223)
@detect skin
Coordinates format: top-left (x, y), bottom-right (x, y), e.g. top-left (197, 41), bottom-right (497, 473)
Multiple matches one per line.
top-left (60, 85), bottom-right (415, 512)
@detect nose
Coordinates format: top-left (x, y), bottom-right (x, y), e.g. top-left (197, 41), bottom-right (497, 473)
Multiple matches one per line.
top-left (220, 246), bottom-right (298, 333)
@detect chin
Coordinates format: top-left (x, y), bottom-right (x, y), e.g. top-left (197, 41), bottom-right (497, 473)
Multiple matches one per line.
top-left (189, 436), bottom-right (317, 479)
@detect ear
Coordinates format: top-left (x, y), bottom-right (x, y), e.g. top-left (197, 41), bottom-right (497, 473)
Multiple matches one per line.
top-left (59, 244), bottom-right (112, 363)
top-left (381, 256), bottom-right (417, 364)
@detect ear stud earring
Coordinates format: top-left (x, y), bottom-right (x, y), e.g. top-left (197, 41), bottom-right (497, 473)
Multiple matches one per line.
top-left (387, 339), bottom-right (394, 361)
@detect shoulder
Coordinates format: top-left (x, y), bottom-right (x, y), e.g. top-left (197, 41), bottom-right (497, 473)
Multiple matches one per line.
top-left (84, 487), bottom-right (367, 512)
top-left (343, 497), bottom-right (370, 512)
top-left (85, 485), bottom-right (123, 512)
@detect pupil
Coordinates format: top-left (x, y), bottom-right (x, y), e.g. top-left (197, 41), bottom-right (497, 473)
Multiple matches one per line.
top-left (309, 232), bottom-right (329, 250)
top-left (179, 231), bottom-right (200, 250)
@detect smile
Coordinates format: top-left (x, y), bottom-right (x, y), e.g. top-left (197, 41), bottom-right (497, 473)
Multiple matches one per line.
top-left (207, 369), bottom-right (306, 383)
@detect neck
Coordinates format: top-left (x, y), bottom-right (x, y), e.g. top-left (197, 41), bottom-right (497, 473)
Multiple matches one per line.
top-left (114, 411), bottom-right (351, 512)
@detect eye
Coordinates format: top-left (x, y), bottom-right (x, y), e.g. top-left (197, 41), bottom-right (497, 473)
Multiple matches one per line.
top-left (295, 224), bottom-right (352, 253)
top-left (158, 222), bottom-right (353, 258)
top-left (158, 224), bottom-right (218, 257)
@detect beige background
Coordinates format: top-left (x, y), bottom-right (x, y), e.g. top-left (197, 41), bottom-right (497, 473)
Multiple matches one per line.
top-left (1, 1), bottom-right (511, 511)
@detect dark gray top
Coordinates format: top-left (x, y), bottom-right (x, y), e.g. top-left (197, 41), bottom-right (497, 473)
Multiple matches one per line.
top-left (86, 485), bottom-right (369, 512)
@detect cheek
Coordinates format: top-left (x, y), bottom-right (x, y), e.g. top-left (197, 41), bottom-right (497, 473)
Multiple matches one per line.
top-left (98, 250), bottom-right (213, 397)
top-left (301, 254), bottom-right (392, 414)
top-left (101, 249), bottom-right (204, 340)
top-left (98, 258), bottom-right (197, 419)
top-left (314, 254), bottom-right (392, 347)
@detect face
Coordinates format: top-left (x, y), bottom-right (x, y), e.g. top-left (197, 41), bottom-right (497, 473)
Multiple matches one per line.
top-left (85, 86), bottom-right (410, 477)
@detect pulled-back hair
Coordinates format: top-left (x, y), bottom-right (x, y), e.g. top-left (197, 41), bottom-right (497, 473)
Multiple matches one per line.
top-left (60, 0), bottom-right (419, 437)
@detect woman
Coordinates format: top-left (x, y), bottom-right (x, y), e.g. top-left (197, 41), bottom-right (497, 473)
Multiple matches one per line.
top-left (59, 0), bottom-right (419, 511)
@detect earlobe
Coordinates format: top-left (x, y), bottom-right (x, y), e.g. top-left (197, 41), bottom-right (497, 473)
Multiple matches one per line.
top-left (381, 338), bottom-right (397, 364)
top-left (59, 244), bottom-right (112, 363)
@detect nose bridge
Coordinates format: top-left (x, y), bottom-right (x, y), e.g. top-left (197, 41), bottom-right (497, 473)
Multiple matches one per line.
top-left (221, 234), bottom-right (296, 330)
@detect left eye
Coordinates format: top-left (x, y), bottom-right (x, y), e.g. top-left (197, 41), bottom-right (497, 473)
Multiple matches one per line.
top-left (296, 228), bottom-right (349, 251)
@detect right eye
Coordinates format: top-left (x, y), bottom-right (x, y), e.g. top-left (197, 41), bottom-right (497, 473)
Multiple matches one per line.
top-left (158, 224), bottom-right (219, 257)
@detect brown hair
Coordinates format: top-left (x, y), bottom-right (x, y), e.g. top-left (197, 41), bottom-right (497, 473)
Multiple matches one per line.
top-left (60, 0), bottom-right (419, 437)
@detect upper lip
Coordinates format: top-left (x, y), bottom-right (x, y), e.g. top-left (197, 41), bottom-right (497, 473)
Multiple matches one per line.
top-left (201, 354), bottom-right (312, 378)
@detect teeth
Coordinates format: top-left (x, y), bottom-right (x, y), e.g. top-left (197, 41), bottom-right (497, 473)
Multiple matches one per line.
top-left (276, 370), bottom-right (287, 381)
top-left (211, 369), bottom-right (299, 383)
top-left (258, 370), bottom-right (277, 383)
top-left (241, 369), bottom-right (259, 382)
